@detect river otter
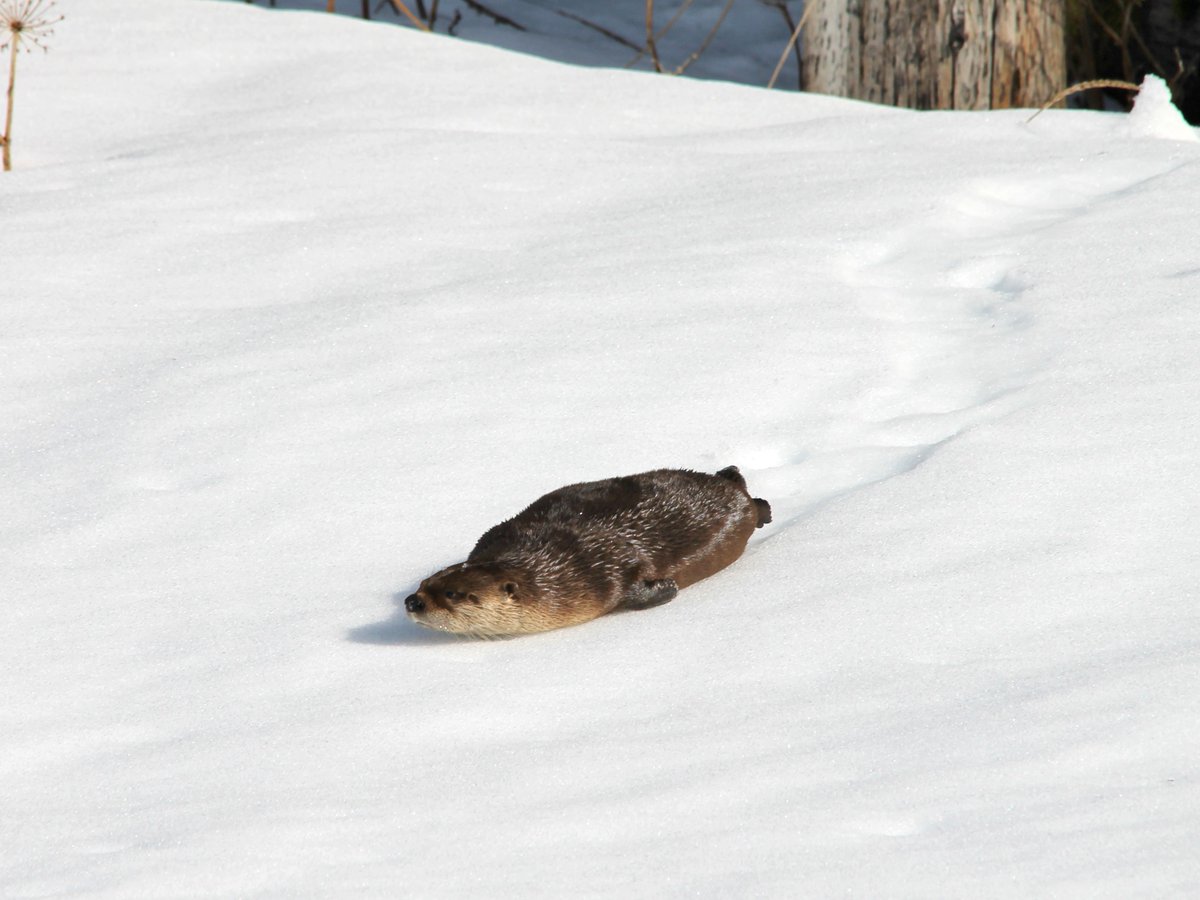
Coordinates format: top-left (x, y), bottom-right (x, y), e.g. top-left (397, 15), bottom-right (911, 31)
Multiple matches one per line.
top-left (404, 466), bottom-right (770, 637)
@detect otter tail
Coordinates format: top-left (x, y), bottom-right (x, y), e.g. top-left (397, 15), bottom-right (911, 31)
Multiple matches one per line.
top-left (716, 465), bottom-right (772, 528)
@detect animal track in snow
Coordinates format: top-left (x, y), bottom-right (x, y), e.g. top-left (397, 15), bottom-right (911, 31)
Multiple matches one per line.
top-left (746, 164), bottom-right (1157, 526)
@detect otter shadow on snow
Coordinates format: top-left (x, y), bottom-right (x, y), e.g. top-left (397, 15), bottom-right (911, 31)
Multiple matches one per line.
top-left (346, 591), bottom-right (466, 646)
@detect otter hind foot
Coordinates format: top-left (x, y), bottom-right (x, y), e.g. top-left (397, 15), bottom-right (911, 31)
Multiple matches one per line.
top-left (715, 465), bottom-right (746, 489)
top-left (620, 578), bottom-right (679, 611)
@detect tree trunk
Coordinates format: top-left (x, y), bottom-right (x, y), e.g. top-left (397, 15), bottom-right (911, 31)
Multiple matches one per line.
top-left (801, 0), bottom-right (1066, 110)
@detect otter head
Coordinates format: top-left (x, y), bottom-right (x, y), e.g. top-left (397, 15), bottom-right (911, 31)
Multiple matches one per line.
top-left (403, 562), bottom-right (532, 638)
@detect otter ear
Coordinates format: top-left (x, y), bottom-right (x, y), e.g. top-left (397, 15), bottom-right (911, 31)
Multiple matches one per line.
top-left (503, 582), bottom-right (518, 596)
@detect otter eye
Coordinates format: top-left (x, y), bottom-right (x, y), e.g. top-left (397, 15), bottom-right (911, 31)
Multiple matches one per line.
top-left (444, 590), bottom-right (465, 603)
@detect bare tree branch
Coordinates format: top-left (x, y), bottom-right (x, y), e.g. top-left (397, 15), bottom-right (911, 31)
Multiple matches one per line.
top-left (768, 0), bottom-right (821, 90)
top-left (674, 0), bottom-right (734, 75)
top-left (645, 0), bottom-right (663, 73)
top-left (388, 0), bottom-right (431, 30)
top-left (461, 0), bottom-right (526, 31)
top-left (625, 0), bottom-right (694, 67)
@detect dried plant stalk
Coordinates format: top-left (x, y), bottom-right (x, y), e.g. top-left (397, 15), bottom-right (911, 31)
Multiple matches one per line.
top-left (623, 0), bottom-right (691, 67)
top-left (388, 0), bottom-right (431, 31)
top-left (1, 0), bottom-right (63, 171)
top-left (1025, 78), bottom-right (1141, 122)
top-left (3, 36), bottom-right (14, 170)
top-left (645, 0), bottom-right (663, 73)
top-left (767, 0), bottom-right (821, 90)
top-left (674, 0), bottom-right (733, 76)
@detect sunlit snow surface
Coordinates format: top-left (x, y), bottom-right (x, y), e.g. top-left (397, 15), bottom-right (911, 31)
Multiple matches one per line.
top-left (2, 1), bottom-right (1199, 895)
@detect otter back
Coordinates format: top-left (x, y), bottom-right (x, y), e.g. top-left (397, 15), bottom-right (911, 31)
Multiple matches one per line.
top-left (404, 466), bottom-right (771, 637)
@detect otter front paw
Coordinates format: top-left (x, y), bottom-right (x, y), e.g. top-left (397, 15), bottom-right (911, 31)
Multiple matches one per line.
top-left (620, 578), bottom-right (679, 611)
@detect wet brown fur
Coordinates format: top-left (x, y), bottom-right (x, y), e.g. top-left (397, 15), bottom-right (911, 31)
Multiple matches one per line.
top-left (405, 466), bottom-right (771, 637)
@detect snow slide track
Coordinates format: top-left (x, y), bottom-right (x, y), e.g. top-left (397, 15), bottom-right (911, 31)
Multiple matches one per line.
top-left (755, 151), bottom-right (1188, 527)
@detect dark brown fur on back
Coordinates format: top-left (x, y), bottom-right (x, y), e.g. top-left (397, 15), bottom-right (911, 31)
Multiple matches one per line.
top-left (405, 466), bottom-right (771, 637)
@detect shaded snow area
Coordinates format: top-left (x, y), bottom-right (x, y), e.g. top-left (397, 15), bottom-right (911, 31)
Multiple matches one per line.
top-left (244, 0), bottom-right (804, 89)
top-left (3, 1), bottom-right (1200, 895)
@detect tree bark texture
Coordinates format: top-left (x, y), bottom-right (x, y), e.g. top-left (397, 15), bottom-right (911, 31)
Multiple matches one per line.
top-left (802, 0), bottom-right (1066, 110)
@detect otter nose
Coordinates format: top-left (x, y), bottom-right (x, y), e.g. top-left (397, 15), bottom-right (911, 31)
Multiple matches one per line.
top-left (404, 594), bottom-right (425, 614)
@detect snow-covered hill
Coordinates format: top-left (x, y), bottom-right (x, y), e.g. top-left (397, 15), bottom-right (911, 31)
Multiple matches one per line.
top-left (2, 1), bottom-right (1198, 895)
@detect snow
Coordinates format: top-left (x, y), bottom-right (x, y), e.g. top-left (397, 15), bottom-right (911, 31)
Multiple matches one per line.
top-left (2, 0), bottom-right (1199, 895)
top-left (1128, 75), bottom-right (1199, 143)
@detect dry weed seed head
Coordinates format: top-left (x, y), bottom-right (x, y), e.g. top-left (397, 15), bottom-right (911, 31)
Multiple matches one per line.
top-left (1, 0), bottom-right (63, 52)
top-left (2, 0), bottom-right (62, 171)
